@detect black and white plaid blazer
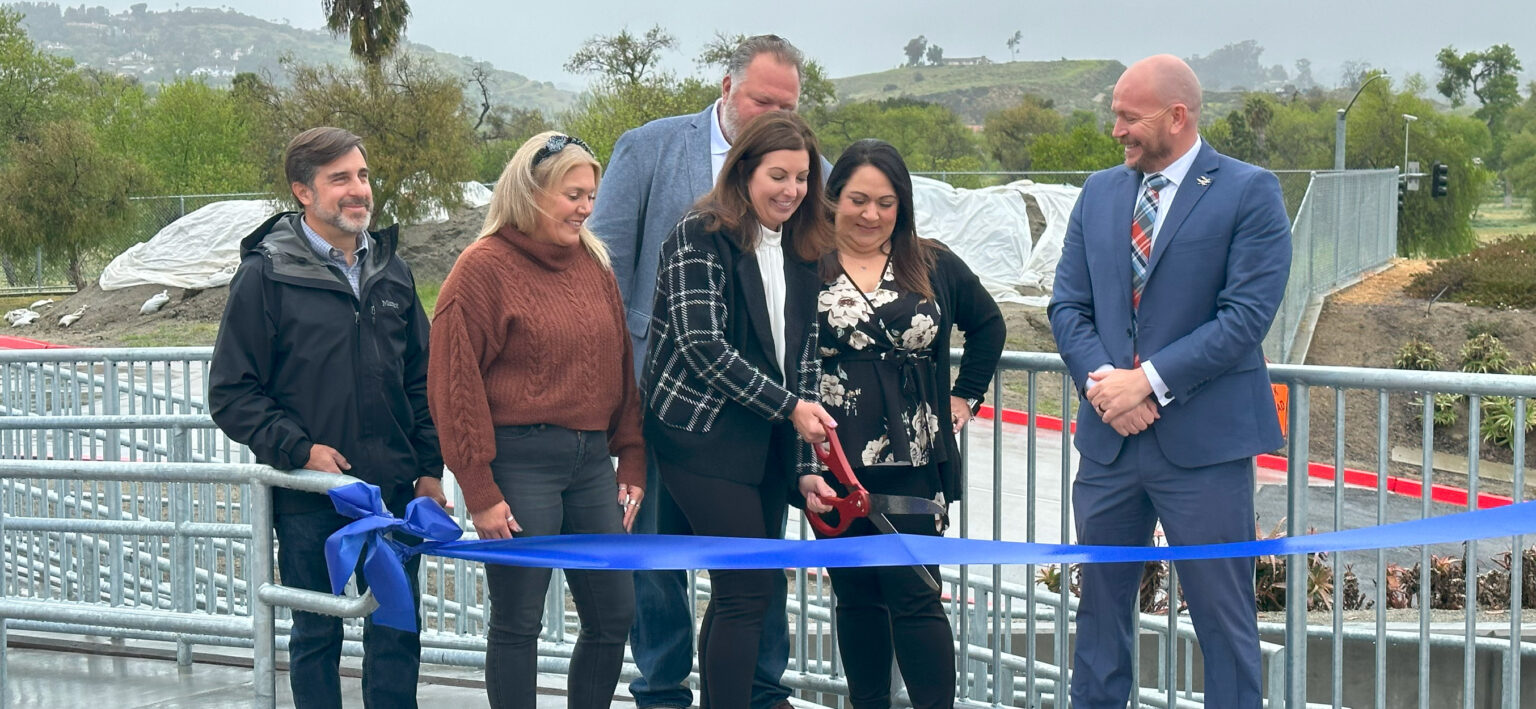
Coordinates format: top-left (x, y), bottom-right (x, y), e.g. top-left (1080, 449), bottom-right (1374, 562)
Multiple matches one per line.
top-left (642, 212), bottom-right (823, 483)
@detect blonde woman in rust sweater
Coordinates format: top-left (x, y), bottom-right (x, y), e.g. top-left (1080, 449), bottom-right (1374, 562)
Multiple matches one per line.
top-left (428, 132), bottom-right (642, 709)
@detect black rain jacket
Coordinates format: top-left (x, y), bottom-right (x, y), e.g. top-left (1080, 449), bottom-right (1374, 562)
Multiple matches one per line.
top-left (209, 212), bottom-right (442, 513)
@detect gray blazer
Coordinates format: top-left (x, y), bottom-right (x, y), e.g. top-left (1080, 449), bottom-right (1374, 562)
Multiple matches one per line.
top-left (589, 105), bottom-right (717, 372)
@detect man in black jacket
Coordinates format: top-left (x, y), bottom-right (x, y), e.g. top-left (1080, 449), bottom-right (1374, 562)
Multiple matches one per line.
top-left (209, 127), bottom-right (443, 709)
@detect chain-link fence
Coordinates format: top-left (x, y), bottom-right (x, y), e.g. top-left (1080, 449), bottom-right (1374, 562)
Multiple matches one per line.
top-left (1264, 169), bottom-right (1400, 363)
top-left (3, 192), bottom-right (276, 294)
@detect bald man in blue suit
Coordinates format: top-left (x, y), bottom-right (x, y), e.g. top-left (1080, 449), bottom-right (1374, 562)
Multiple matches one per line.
top-left (1049, 54), bottom-right (1292, 708)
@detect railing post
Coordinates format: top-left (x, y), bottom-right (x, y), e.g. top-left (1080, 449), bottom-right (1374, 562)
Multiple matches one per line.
top-left (249, 479), bottom-right (277, 709)
top-left (1284, 383), bottom-right (1310, 706)
top-left (171, 426), bottom-right (195, 668)
top-left (2, 472), bottom-right (9, 709)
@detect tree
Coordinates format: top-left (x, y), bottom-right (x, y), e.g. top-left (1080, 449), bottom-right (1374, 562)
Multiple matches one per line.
top-left (903, 36), bottom-right (927, 67)
top-left (809, 98), bottom-right (985, 185)
top-left (1500, 85), bottom-right (1536, 218)
top-left (0, 8), bottom-right (74, 147)
top-left (273, 53), bottom-right (476, 225)
top-left (473, 106), bottom-right (554, 182)
top-left (925, 44), bottom-right (944, 67)
top-left (1293, 58), bottom-right (1316, 90)
top-left (1006, 30), bottom-right (1022, 62)
top-left (322, 0), bottom-right (411, 65)
top-left (983, 95), bottom-right (1064, 170)
top-left (0, 120), bottom-right (148, 287)
top-left (1186, 40), bottom-right (1276, 91)
top-left (565, 25), bottom-right (677, 88)
top-left (1436, 44), bottom-right (1524, 205)
top-left (1030, 120), bottom-right (1123, 172)
top-left (133, 79), bottom-right (264, 193)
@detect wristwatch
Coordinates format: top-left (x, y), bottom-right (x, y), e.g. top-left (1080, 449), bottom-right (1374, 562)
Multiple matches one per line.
top-left (965, 397), bottom-right (981, 415)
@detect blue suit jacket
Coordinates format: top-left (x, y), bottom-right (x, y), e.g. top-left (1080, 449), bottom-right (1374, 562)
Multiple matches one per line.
top-left (1048, 142), bottom-right (1292, 468)
top-left (589, 106), bottom-right (718, 370)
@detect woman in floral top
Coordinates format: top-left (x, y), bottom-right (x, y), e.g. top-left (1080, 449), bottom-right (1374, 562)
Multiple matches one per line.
top-left (799, 139), bottom-right (1005, 709)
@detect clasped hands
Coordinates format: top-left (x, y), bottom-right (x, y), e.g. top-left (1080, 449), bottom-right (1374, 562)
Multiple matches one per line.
top-left (1086, 367), bottom-right (1160, 437)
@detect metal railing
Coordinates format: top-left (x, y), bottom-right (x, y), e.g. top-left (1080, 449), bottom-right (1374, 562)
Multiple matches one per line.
top-left (2, 347), bottom-right (1534, 707)
top-left (1264, 169), bottom-right (1401, 364)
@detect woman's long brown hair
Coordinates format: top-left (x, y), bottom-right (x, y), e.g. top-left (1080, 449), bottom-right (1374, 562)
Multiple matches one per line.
top-left (694, 111), bottom-right (832, 263)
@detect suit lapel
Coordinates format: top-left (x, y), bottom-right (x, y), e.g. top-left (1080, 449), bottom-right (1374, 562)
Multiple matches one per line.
top-left (734, 251), bottom-right (781, 378)
top-left (1146, 143), bottom-right (1221, 278)
top-left (685, 105), bottom-right (717, 198)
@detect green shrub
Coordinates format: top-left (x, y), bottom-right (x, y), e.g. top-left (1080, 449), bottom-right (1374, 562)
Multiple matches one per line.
top-left (1406, 234), bottom-right (1536, 310)
top-left (1464, 319), bottom-right (1505, 340)
top-left (1393, 338), bottom-right (1444, 371)
top-left (1480, 396), bottom-right (1536, 448)
top-left (1430, 393), bottom-right (1463, 427)
top-left (1460, 333), bottom-right (1510, 373)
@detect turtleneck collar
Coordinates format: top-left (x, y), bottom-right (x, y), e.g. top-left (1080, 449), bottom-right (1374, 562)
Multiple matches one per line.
top-left (497, 225), bottom-right (581, 271)
top-left (759, 223), bottom-right (783, 247)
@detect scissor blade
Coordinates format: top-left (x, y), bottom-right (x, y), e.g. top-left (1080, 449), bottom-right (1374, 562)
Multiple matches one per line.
top-left (868, 513), bottom-right (941, 592)
top-left (868, 494), bottom-right (948, 517)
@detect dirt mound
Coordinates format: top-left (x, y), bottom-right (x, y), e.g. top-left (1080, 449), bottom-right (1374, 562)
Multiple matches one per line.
top-left (18, 205), bottom-right (488, 346)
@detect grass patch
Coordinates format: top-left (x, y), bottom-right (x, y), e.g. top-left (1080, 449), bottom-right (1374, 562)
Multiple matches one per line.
top-left (417, 280), bottom-right (441, 318)
top-left (1471, 196), bottom-right (1535, 244)
top-left (1405, 233), bottom-right (1536, 310)
top-left (119, 322), bottom-right (220, 348)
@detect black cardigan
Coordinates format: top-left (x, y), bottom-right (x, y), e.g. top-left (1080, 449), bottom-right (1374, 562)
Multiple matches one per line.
top-left (926, 243), bottom-right (1006, 502)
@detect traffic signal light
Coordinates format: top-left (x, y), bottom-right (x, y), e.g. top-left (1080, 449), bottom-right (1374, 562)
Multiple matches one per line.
top-left (1398, 178), bottom-right (1407, 210)
top-left (1432, 162), bottom-right (1449, 198)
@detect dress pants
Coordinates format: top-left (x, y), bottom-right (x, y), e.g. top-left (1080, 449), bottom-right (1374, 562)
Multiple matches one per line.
top-left (661, 439), bottom-right (792, 709)
top-left (1069, 431), bottom-right (1262, 709)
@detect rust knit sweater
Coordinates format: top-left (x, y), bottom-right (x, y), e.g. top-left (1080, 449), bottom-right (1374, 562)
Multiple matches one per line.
top-left (427, 225), bottom-right (644, 514)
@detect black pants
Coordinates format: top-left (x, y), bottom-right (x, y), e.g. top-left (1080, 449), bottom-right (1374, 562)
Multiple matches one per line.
top-left (661, 450), bottom-right (790, 709)
top-left (483, 425), bottom-right (636, 709)
top-left (818, 466), bottom-right (954, 709)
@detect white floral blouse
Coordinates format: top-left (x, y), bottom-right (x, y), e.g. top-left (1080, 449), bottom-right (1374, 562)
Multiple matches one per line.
top-left (817, 260), bottom-right (946, 469)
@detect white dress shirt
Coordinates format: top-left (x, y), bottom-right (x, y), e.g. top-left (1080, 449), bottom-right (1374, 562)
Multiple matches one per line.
top-left (756, 224), bottom-right (787, 383)
top-left (709, 99), bottom-right (731, 184)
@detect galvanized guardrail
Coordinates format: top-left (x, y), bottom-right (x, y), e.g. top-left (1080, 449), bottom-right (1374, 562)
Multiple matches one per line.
top-left (3, 347), bottom-right (1535, 708)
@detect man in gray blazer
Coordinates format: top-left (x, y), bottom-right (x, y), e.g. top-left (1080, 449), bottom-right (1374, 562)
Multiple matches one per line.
top-left (589, 34), bottom-right (805, 709)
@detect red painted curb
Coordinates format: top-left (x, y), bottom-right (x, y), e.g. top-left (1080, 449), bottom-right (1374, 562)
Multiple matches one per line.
top-left (975, 405), bottom-right (1514, 509)
top-left (0, 335), bottom-right (71, 349)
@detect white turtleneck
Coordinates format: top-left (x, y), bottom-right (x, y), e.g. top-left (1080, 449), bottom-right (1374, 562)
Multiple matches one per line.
top-left (756, 223), bottom-right (787, 381)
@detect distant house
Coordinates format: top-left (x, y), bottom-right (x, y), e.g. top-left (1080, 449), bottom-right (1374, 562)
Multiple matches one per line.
top-left (941, 56), bottom-right (991, 67)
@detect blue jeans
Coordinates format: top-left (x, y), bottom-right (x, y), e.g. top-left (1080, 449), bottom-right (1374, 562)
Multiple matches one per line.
top-left (274, 484), bottom-right (422, 709)
top-left (628, 453), bottom-right (791, 709)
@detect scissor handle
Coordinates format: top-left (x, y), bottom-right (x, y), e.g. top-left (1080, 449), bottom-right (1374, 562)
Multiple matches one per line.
top-left (807, 427), bottom-right (870, 537)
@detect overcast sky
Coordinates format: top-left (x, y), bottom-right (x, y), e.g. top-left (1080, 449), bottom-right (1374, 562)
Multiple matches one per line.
top-left (78, 1), bottom-right (1536, 91)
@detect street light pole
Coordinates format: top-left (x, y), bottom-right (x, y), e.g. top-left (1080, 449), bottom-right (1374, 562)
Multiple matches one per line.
top-left (1333, 72), bottom-right (1391, 170)
top-left (1402, 113), bottom-right (1418, 175)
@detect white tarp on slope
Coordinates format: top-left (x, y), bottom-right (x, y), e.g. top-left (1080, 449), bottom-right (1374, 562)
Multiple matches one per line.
top-left (100, 183), bottom-right (494, 291)
top-left (911, 177), bottom-right (1081, 307)
top-left (99, 199), bottom-right (281, 291)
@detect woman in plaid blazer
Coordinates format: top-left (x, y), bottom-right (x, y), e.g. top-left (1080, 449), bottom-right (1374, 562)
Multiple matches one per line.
top-left (641, 111), bottom-right (837, 708)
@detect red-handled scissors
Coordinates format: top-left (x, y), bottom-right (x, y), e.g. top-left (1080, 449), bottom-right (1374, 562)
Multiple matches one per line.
top-left (807, 427), bottom-right (949, 590)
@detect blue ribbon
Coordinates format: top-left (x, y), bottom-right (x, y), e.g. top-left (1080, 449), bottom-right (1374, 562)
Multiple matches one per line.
top-left (327, 481), bottom-right (1536, 631)
top-left (324, 482), bottom-right (465, 631)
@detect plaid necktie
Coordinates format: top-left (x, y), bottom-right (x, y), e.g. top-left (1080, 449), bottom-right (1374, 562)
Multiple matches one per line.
top-left (1131, 173), bottom-right (1169, 310)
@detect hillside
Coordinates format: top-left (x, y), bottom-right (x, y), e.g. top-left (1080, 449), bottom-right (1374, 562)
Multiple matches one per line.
top-left (8, 2), bottom-right (575, 116)
top-left (832, 59), bottom-right (1127, 124)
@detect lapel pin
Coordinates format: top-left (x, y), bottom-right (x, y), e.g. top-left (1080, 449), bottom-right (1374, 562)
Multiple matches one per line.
top-left (1196, 176), bottom-right (1212, 186)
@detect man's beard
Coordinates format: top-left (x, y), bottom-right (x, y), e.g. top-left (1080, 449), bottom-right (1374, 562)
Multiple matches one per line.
top-left (720, 98), bottom-right (741, 143)
top-left (321, 198), bottom-right (373, 234)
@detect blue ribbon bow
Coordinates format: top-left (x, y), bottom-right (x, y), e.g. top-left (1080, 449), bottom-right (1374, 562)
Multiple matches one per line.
top-left (324, 482), bottom-right (465, 631)
top-left (327, 482), bottom-right (1536, 632)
